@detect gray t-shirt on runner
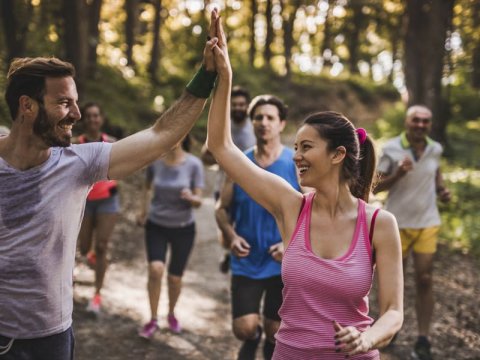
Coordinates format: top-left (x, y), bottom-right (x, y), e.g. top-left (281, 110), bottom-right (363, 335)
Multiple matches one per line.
top-left (147, 154), bottom-right (204, 228)
top-left (0, 143), bottom-right (111, 339)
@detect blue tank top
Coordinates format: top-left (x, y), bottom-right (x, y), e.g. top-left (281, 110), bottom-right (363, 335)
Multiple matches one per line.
top-left (231, 147), bottom-right (300, 279)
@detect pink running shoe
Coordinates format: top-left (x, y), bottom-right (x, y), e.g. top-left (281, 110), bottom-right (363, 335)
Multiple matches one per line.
top-left (167, 314), bottom-right (182, 334)
top-left (86, 294), bottom-right (101, 315)
top-left (139, 319), bottom-right (159, 339)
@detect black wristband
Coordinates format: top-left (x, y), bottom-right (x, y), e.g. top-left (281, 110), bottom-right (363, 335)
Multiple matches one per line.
top-left (186, 65), bottom-right (217, 98)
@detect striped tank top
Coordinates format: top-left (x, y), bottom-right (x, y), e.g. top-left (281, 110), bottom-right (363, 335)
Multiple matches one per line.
top-left (274, 192), bottom-right (380, 360)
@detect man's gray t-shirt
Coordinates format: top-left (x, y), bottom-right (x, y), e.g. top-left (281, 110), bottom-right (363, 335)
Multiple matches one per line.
top-left (147, 154), bottom-right (204, 228)
top-left (0, 143), bottom-right (111, 339)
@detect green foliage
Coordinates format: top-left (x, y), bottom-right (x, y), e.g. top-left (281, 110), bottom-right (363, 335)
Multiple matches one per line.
top-left (371, 102), bottom-right (405, 139)
top-left (449, 85), bottom-right (480, 123)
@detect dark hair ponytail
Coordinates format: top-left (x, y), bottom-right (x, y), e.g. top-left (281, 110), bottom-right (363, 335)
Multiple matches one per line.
top-left (353, 135), bottom-right (376, 202)
top-left (303, 111), bottom-right (377, 202)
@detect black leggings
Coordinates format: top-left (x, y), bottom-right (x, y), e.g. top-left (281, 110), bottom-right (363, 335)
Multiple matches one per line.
top-left (145, 221), bottom-right (195, 276)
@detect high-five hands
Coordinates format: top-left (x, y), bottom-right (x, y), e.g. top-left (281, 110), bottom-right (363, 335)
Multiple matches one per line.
top-left (333, 321), bottom-right (373, 356)
top-left (208, 9), bottom-right (231, 78)
top-left (202, 9), bottom-right (219, 72)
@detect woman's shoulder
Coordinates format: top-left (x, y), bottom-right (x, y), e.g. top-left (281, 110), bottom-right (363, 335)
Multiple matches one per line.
top-left (365, 203), bottom-right (397, 227)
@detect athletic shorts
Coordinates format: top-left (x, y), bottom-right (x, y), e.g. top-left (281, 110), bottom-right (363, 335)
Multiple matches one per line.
top-left (0, 327), bottom-right (74, 360)
top-left (145, 220), bottom-right (195, 277)
top-left (84, 194), bottom-right (120, 216)
top-left (400, 226), bottom-right (440, 256)
top-left (231, 275), bottom-right (283, 321)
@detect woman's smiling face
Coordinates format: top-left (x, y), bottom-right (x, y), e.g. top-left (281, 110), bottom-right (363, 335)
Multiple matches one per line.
top-left (293, 124), bottom-right (344, 188)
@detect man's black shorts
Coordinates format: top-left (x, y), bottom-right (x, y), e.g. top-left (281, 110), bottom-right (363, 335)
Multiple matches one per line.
top-left (231, 275), bottom-right (283, 321)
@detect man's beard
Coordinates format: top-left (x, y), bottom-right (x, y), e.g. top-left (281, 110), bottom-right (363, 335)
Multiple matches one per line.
top-left (33, 106), bottom-right (72, 147)
top-left (231, 110), bottom-right (247, 123)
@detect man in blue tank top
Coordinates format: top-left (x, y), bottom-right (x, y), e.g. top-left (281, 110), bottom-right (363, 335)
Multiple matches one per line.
top-left (215, 95), bottom-right (300, 360)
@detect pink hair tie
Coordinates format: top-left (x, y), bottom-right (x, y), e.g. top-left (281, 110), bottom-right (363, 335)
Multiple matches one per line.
top-left (356, 128), bottom-right (367, 145)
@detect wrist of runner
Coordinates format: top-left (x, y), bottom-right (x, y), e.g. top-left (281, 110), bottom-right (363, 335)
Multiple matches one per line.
top-left (186, 65), bottom-right (217, 98)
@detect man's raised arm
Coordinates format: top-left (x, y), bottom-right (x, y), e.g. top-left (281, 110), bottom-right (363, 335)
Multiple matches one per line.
top-left (108, 10), bottom-right (219, 180)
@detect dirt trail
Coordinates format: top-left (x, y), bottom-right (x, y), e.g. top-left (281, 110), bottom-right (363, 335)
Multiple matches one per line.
top-left (73, 170), bottom-right (480, 360)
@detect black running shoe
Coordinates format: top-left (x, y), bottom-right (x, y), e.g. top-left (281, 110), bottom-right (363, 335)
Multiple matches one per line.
top-left (219, 253), bottom-right (230, 274)
top-left (412, 336), bottom-right (433, 360)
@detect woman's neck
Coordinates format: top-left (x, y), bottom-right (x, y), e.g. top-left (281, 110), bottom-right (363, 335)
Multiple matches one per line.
top-left (313, 180), bottom-right (356, 219)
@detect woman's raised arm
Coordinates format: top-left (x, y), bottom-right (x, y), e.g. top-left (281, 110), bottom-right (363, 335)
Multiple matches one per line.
top-left (206, 17), bottom-right (302, 223)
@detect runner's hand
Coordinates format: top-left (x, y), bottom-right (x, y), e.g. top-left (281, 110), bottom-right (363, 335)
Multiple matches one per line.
top-left (396, 156), bottom-right (413, 177)
top-left (202, 9), bottom-right (219, 72)
top-left (438, 187), bottom-right (451, 203)
top-left (211, 12), bottom-right (231, 78)
top-left (333, 321), bottom-right (373, 355)
top-left (180, 188), bottom-right (194, 201)
top-left (231, 236), bottom-right (251, 257)
top-left (269, 242), bottom-right (284, 262)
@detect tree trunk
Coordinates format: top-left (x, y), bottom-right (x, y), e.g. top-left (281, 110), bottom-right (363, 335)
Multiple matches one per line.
top-left (249, 0), bottom-right (257, 67)
top-left (63, 0), bottom-right (88, 95)
top-left (404, 0), bottom-right (454, 145)
top-left (87, 0), bottom-right (103, 77)
top-left (125, 0), bottom-right (139, 67)
top-left (471, 1), bottom-right (480, 88)
top-left (263, 0), bottom-right (273, 68)
top-left (321, 0), bottom-right (335, 67)
top-left (0, 0), bottom-right (32, 64)
top-left (282, 0), bottom-right (300, 77)
top-left (148, 0), bottom-right (162, 83)
top-left (346, 2), bottom-right (364, 74)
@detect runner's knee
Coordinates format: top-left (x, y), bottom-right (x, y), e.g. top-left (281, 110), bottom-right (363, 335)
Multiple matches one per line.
top-left (416, 271), bottom-right (433, 288)
top-left (148, 262), bottom-right (165, 281)
top-left (94, 240), bottom-right (108, 257)
top-left (233, 319), bottom-right (258, 341)
top-left (264, 320), bottom-right (279, 342)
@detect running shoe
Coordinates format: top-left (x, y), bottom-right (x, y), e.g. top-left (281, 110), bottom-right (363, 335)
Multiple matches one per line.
top-left (412, 336), bottom-right (433, 360)
top-left (86, 250), bottom-right (97, 268)
top-left (86, 293), bottom-right (101, 315)
top-left (139, 319), bottom-right (159, 339)
top-left (167, 313), bottom-right (182, 334)
top-left (219, 253), bottom-right (230, 274)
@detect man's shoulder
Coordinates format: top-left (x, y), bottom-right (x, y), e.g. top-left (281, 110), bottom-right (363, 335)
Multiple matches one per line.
top-left (382, 135), bottom-right (402, 149)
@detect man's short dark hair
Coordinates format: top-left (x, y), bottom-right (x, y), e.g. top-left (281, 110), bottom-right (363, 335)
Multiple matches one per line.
top-left (5, 57), bottom-right (76, 120)
top-left (248, 94), bottom-right (288, 121)
top-left (231, 86), bottom-right (251, 103)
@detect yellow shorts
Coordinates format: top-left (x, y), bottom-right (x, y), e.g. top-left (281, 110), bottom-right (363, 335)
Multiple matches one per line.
top-left (400, 226), bottom-right (440, 256)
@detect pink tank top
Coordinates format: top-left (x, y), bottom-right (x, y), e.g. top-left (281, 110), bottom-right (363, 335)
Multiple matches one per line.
top-left (275, 192), bottom-right (380, 359)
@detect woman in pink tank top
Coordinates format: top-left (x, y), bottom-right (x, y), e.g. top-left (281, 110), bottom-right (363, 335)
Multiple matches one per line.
top-left (206, 29), bottom-right (403, 359)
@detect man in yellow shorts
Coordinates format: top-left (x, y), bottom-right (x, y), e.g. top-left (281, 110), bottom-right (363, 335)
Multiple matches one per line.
top-left (375, 105), bottom-right (451, 360)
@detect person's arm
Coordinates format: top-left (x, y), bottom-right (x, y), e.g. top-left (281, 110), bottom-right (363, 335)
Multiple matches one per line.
top-left (215, 177), bottom-right (251, 257)
top-left (335, 211), bottom-right (403, 355)
top-left (374, 156), bottom-right (413, 194)
top-left (136, 175), bottom-right (153, 226)
top-left (108, 11), bottom-right (219, 180)
top-left (435, 168), bottom-right (451, 203)
top-left (200, 144), bottom-right (217, 166)
top-left (206, 17), bottom-right (302, 233)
